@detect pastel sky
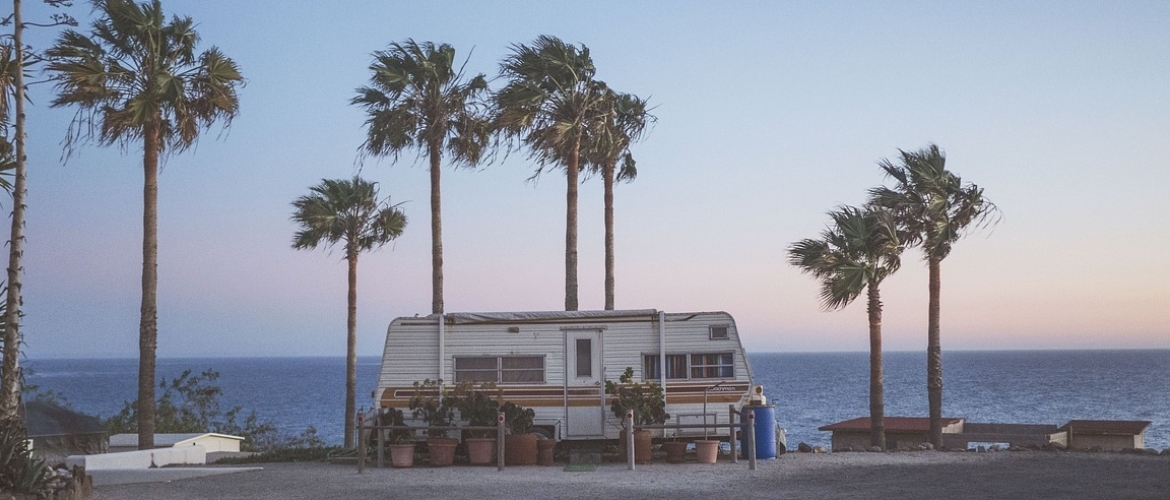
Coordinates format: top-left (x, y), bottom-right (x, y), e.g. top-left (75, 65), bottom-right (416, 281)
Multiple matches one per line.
top-left (13, 1), bottom-right (1169, 358)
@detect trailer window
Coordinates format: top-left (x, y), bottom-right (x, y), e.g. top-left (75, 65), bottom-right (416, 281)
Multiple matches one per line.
top-left (575, 338), bottom-right (592, 377)
top-left (502, 356), bottom-right (544, 383)
top-left (690, 353), bottom-right (735, 379)
top-left (643, 353), bottom-right (730, 380)
top-left (455, 356), bottom-right (544, 384)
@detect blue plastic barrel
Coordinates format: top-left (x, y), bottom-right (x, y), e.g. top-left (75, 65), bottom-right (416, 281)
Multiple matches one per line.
top-left (740, 405), bottom-right (777, 459)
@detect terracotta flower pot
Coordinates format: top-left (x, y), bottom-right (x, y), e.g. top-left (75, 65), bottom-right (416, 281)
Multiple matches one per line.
top-left (427, 437), bottom-right (458, 467)
top-left (465, 438), bottom-right (496, 466)
top-left (619, 429), bottom-right (653, 463)
top-left (663, 441), bottom-right (688, 463)
top-left (537, 438), bottom-right (557, 466)
top-left (695, 440), bottom-right (720, 464)
top-left (505, 433), bottom-right (538, 465)
top-left (389, 443), bottom-right (416, 468)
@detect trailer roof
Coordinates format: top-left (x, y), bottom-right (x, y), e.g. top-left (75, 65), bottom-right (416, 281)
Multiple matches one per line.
top-left (443, 309), bottom-right (659, 324)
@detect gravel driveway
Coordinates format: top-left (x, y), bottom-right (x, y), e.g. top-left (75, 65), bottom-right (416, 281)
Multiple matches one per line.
top-left (91, 451), bottom-right (1170, 500)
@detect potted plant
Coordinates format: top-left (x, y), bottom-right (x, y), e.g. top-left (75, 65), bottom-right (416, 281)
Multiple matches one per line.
top-left (379, 408), bottom-right (417, 468)
top-left (662, 435), bottom-right (688, 464)
top-left (605, 367), bottom-right (669, 463)
top-left (409, 379), bottom-right (457, 467)
top-left (451, 381), bottom-right (500, 465)
top-left (501, 402), bottom-right (537, 465)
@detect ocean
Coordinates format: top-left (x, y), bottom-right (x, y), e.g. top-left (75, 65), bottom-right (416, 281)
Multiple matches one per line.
top-left (22, 350), bottom-right (1170, 450)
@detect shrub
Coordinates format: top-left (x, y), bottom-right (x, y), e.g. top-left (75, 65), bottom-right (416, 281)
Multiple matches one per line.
top-left (500, 402), bottom-right (534, 435)
top-left (0, 421), bottom-right (56, 496)
top-left (408, 379), bottom-right (455, 438)
top-left (104, 368), bottom-right (315, 452)
top-left (605, 367), bottom-right (669, 427)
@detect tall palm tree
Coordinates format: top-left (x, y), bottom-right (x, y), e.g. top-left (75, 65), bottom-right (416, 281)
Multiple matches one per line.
top-left (583, 90), bottom-right (653, 310)
top-left (351, 39), bottom-right (491, 315)
top-left (291, 177), bottom-right (406, 449)
top-left (496, 35), bottom-right (611, 311)
top-left (869, 144), bottom-right (998, 448)
top-left (0, 37), bottom-right (21, 428)
top-left (788, 206), bottom-right (903, 450)
top-left (45, 0), bottom-right (243, 450)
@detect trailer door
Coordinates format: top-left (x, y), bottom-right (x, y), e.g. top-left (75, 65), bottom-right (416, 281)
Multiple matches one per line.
top-left (564, 330), bottom-right (605, 438)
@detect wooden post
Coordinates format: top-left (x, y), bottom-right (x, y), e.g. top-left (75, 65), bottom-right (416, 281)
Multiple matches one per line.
top-left (357, 412), bottom-right (366, 474)
top-left (748, 409), bottom-right (757, 471)
top-left (626, 410), bottom-right (635, 470)
top-left (729, 404), bottom-right (738, 464)
top-left (376, 409), bottom-right (385, 469)
top-left (497, 411), bottom-right (506, 471)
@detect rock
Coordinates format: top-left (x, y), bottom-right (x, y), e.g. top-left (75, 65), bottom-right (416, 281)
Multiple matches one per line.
top-left (918, 442), bottom-right (934, 451)
top-left (812, 446), bottom-right (827, 453)
top-left (797, 442), bottom-right (813, 453)
top-left (868, 446), bottom-right (883, 452)
top-left (977, 445), bottom-right (987, 453)
top-left (1141, 448), bottom-right (1159, 456)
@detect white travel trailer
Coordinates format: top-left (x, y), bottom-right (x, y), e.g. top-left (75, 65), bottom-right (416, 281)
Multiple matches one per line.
top-left (374, 309), bottom-right (756, 441)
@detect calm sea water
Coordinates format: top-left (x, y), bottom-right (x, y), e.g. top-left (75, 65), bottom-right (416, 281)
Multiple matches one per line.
top-left (23, 350), bottom-right (1170, 450)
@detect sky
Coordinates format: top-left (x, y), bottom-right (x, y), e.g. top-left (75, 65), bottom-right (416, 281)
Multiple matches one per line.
top-left (10, 1), bottom-right (1169, 358)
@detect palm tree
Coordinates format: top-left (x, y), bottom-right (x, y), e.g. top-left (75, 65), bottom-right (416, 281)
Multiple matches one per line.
top-left (45, 0), bottom-right (243, 450)
top-left (869, 144), bottom-right (998, 448)
top-left (0, 38), bottom-right (21, 428)
top-left (583, 90), bottom-right (653, 310)
top-left (291, 177), bottom-right (406, 449)
top-left (351, 39), bottom-right (491, 315)
top-left (496, 35), bottom-right (611, 311)
top-left (788, 206), bottom-right (903, 450)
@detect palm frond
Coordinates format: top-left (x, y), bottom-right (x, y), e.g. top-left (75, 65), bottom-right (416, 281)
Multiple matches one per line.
top-left (46, 0), bottom-right (243, 157)
top-left (788, 205), bottom-right (903, 311)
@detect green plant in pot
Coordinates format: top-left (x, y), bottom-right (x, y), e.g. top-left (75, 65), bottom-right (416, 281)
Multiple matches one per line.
top-left (450, 381), bottom-right (500, 465)
top-left (451, 381), bottom-right (500, 437)
top-left (378, 408), bottom-right (417, 468)
top-left (409, 379), bottom-right (456, 437)
top-left (378, 407), bottom-right (415, 443)
top-left (409, 379), bottom-right (458, 466)
top-left (605, 367), bottom-right (669, 463)
top-left (501, 401), bottom-right (537, 465)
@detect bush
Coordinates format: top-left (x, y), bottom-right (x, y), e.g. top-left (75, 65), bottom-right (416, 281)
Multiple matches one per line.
top-left (0, 421), bottom-right (56, 496)
top-left (605, 367), bottom-right (669, 427)
top-left (105, 368), bottom-right (318, 453)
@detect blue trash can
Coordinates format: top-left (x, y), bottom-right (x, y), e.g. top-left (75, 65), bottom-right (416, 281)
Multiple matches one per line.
top-left (740, 404), bottom-right (777, 460)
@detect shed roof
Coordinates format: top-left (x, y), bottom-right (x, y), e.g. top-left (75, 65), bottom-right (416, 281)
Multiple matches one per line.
top-left (24, 401), bottom-right (106, 438)
top-left (1058, 420), bottom-right (1151, 436)
top-left (818, 417), bottom-right (964, 432)
top-left (109, 432), bottom-right (245, 448)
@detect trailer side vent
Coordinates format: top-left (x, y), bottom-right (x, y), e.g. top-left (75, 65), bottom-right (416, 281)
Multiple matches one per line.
top-left (710, 326), bottom-right (729, 340)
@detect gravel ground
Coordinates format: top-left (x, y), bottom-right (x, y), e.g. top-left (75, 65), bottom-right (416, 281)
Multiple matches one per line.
top-left (92, 451), bottom-right (1170, 500)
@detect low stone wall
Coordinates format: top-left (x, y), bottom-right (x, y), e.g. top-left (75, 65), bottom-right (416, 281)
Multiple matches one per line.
top-left (65, 445), bottom-right (207, 470)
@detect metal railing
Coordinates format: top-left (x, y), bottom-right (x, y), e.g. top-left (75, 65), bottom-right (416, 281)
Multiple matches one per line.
top-left (355, 406), bottom-right (765, 473)
top-left (623, 406), bottom-right (758, 471)
top-left (355, 410), bottom-right (507, 473)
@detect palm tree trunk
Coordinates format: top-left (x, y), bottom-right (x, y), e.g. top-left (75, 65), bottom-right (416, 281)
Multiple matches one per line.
top-left (564, 139), bottom-right (580, 311)
top-left (345, 249), bottom-right (358, 449)
top-left (927, 255), bottom-right (943, 448)
top-left (138, 121), bottom-right (160, 450)
top-left (867, 284), bottom-right (885, 450)
top-left (603, 159), bottom-right (615, 310)
top-left (0, 0), bottom-right (26, 429)
top-left (429, 141), bottom-right (443, 315)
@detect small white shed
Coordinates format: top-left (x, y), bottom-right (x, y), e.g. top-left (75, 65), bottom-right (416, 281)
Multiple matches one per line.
top-left (109, 433), bottom-right (244, 452)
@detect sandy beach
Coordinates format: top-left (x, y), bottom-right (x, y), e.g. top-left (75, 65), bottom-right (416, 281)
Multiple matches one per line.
top-left (90, 451), bottom-right (1170, 500)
